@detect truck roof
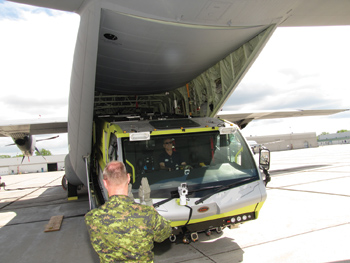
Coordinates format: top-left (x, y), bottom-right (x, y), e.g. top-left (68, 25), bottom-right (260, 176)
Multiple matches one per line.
top-left (109, 116), bottom-right (234, 134)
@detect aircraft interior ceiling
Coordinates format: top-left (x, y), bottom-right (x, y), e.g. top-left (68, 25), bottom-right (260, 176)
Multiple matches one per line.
top-left (95, 9), bottom-right (268, 95)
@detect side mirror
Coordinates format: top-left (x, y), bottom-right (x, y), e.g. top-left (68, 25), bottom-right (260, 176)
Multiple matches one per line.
top-left (259, 148), bottom-right (270, 171)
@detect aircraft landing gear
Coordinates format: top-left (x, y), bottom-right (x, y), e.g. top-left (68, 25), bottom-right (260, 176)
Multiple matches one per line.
top-left (61, 175), bottom-right (68, 191)
top-left (61, 175), bottom-right (79, 200)
top-left (67, 182), bottom-right (78, 200)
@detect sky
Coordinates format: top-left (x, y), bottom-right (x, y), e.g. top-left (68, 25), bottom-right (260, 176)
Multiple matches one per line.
top-left (0, 1), bottom-right (349, 156)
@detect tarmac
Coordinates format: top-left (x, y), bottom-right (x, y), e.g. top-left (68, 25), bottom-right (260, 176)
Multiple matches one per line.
top-left (0, 144), bottom-right (349, 263)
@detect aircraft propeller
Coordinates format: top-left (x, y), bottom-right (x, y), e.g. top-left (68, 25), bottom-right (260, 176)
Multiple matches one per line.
top-left (36, 135), bottom-right (59, 142)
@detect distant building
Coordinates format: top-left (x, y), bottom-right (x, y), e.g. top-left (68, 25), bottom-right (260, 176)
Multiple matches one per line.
top-left (318, 131), bottom-right (350, 146)
top-left (0, 154), bottom-right (65, 175)
top-left (246, 132), bottom-right (317, 152)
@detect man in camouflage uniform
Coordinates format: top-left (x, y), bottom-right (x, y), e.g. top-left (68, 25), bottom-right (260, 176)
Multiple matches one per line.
top-left (85, 161), bottom-right (172, 262)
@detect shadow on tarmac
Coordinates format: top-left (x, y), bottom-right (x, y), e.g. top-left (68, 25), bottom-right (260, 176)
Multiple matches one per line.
top-left (0, 174), bottom-right (245, 263)
top-left (0, 181), bottom-right (89, 228)
top-left (270, 164), bottom-right (330, 175)
top-left (0, 179), bottom-right (98, 263)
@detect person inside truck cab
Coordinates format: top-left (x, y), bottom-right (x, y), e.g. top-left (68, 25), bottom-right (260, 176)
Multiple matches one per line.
top-left (158, 138), bottom-right (186, 171)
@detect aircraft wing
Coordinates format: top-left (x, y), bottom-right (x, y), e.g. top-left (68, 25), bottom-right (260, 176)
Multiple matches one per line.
top-left (0, 118), bottom-right (67, 137)
top-left (217, 109), bottom-right (349, 129)
top-left (7, 0), bottom-right (83, 12)
top-left (8, 0), bottom-right (350, 27)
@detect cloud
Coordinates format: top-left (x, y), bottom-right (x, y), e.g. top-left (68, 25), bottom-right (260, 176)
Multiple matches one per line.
top-left (0, 94), bottom-right (68, 119)
top-left (0, 2), bottom-right (77, 156)
top-left (0, 1), bottom-right (59, 20)
top-left (0, 2), bottom-right (79, 122)
top-left (223, 26), bottom-right (350, 136)
top-left (224, 26), bottom-right (350, 108)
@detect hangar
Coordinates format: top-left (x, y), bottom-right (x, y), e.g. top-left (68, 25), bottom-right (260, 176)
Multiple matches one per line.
top-left (246, 132), bottom-right (318, 152)
top-left (0, 154), bottom-right (65, 176)
top-left (318, 131), bottom-right (350, 145)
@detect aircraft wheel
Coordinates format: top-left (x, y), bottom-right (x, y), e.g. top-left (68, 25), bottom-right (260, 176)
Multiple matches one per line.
top-left (61, 175), bottom-right (68, 191)
top-left (205, 229), bottom-right (211, 236)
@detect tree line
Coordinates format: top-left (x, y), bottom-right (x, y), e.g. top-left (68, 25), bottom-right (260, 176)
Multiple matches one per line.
top-left (0, 148), bottom-right (52, 159)
top-left (319, 129), bottom-right (349, 136)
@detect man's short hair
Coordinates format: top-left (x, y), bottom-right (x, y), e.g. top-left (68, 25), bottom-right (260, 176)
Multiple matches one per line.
top-left (103, 161), bottom-right (128, 185)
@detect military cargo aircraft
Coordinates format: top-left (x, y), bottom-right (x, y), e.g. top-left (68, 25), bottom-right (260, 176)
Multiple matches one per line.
top-left (4, 0), bottom-right (350, 242)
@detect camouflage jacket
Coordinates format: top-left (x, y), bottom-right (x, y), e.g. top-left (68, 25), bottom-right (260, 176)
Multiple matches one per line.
top-left (85, 195), bottom-right (172, 263)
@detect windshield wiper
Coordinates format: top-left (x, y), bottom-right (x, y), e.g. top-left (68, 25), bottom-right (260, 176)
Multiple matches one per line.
top-left (154, 179), bottom-right (254, 208)
top-left (194, 177), bottom-right (255, 205)
top-left (153, 185), bottom-right (223, 208)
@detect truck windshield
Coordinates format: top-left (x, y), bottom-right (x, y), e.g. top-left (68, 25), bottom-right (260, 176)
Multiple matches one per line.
top-left (122, 130), bottom-right (259, 198)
